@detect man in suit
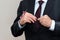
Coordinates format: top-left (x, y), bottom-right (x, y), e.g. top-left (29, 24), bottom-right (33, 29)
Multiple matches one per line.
top-left (11, 0), bottom-right (60, 40)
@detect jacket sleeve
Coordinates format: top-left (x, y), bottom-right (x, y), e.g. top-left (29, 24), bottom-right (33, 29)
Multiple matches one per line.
top-left (54, 21), bottom-right (60, 34)
top-left (11, 1), bottom-right (24, 37)
top-left (55, 21), bottom-right (60, 31)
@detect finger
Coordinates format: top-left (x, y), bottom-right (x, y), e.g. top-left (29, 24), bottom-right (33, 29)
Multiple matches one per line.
top-left (30, 15), bottom-right (37, 21)
top-left (25, 16), bottom-right (35, 23)
top-left (38, 16), bottom-right (44, 21)
top-left (26, 20), bottom-right (31, 23)
top-left (20, 11), bottom-right (26, 18)
top-left (24, 18), bottom-right (31, 23)
top-left (43, 15), bottom-right (48, 17)
top-left (23, 12), bottom-right (37, 21)
top-left (27, 17), bottom-right (35, 23)
top-left (38, 18), bottom-right (40, 20)
top-left (43, 15), bottom-right (49, 18)
top-left (24, 16), bottom-right (34, 23)
top-left (26, 19), bottom-right (31, 23)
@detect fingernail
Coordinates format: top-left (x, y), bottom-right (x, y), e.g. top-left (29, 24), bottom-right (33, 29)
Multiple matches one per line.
top-left (33, 21), bottom-right (34, 23)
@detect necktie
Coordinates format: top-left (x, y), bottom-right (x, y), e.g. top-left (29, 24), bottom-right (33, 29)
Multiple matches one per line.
top-left (35, 1), bottom-right (44, 18)
top-left (33, 1), bottom-right (44, 31)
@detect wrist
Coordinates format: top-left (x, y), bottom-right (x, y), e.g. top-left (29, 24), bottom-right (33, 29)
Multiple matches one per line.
top-left (19, 20), bottom-right (25, 26)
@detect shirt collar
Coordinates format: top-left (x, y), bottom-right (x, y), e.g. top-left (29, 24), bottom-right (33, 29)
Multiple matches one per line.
top-left (35, 0), bottom-right (48, 3)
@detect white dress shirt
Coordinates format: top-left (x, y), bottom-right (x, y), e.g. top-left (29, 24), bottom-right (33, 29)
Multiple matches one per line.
top-left (18, 0), bottom-right (55, 31)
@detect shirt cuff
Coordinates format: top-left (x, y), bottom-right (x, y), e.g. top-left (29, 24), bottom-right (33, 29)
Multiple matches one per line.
top-left (49, 20), bottom-right (55, 31)
top-left (18, 20), bottom-right (24, 29)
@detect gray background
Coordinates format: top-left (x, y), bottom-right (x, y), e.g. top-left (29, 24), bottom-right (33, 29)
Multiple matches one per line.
top-left (0, 0), bottom-right (25, 40)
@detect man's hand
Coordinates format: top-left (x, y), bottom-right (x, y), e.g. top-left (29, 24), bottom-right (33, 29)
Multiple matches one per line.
top-left (19, 11), bottom-right (37, 25)
top-left (38, 15), bottom-right (52, 28)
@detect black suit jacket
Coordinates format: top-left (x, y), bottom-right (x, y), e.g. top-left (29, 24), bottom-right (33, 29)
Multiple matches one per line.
top-left (11, 0), bottom-right (60, 40)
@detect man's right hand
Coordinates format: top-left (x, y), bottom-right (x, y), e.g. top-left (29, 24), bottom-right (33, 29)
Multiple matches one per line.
top-left (19, 11), bottom-right (37, 25)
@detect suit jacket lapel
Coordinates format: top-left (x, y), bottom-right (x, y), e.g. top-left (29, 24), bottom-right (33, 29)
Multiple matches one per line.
top-left (22, 0), bottom-right (35, 15)
top-left (23, 0), bottom-right (55, 16)
top-left (43, 0), bottom-right (55, 16)
top-left (27, 0), bottom-right (35, 15)
top-left (28, 0), bottom-right (55, 16)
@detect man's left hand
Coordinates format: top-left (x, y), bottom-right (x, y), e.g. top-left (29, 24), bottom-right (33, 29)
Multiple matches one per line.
top-left (38, 15), bottom-right (52, 28)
